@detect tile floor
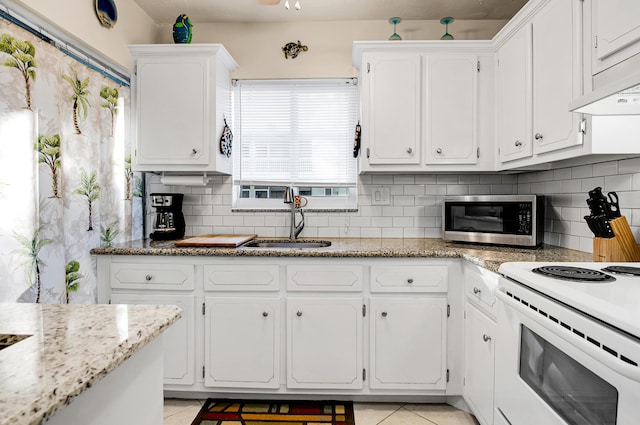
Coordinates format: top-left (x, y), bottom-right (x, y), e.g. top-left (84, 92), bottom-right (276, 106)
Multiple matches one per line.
top-left (163, 399), bottom-right (480, 425)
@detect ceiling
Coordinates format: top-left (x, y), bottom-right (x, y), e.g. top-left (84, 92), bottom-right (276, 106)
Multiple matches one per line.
top-left (134, 0), bottom-right (529, 24)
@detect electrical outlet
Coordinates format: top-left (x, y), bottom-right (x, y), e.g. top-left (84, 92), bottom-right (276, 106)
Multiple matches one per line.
top-left (372, 187), bottom-right (390, 205)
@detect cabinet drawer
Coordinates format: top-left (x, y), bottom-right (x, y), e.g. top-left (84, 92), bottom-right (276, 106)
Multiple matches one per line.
top-left (370, 265), bottom-right (448, 293)
top-left (287, 265), bottom-right (363, 291)
top-left (110, 263), bottom-right (194, 290)
top-left (203, 265), bottom-right (280, 291)
top-left (464, 263), bottom-right (498, 318)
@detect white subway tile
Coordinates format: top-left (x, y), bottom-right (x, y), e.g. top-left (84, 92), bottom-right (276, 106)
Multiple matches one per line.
top-left (490, 185), bottom-right (515, 195)
top-left (553, 168), bottom-right (571, 180)
top-left (192, 205), bottom-right (213, 215)
top-left (223, 216), bottom-right (245, 226)
top-left (372, 175), bottom-right (394, 184)
top-left (593, 161), bottom-right (619, 176)
top-left (403, 206), bottom-right (424, 216)
top-left (479, 175), bottom-right (503, 184)
top-left (446, 185), bottom-right (469, 195)
top-left (425, 185), bottom-right (447, 195)
top-left (361, 227), bottom-right (382, 238)
top-left (604, 174), bottom-right (633, 191)
top-left (360, 205), bottom-right (383, 217)
top-left (581, 177), bottom-right (605, 192)
top-left (393, 195), bottom-right (415, 206)
top-left (618, 157), bottom-right (640, 174)
top-left (372, 217), bottom-right (393, 227)
top-left (415, 175), bottom-right (437, 184)
top-left (404, 185), bottom-right (426, 195)
top-left (393, 217), bottom-right (414, 227)
top-left (389, 185), bottom-right (404, 196)
top-left (244, 216), bottom-right (266, 226)
top-left (458, 175), bottom-right (480, 184)
top-left (501, 174), bottom-right (518, 184)
top-left (572, 164), bottom-right (593, 179)
top-left (202, 215), bottom-right (223, 226)
top-left (403, 228), bottom-right (425, 238)
top-left (318, 227), bottom-right (341, 237)
top-left (437, 175), bottom-right (459, 184)
top-left (425, 228), bottom-right (443, 238)
top-left (382, 206), bottom-right (404, 216)
top-left (382, 227), bottom-right (403, 238)
top-left (394, 175), bottom-right (415, 184)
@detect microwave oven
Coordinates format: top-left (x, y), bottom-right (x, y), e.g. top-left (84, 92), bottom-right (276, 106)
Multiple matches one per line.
top-left (442, 195), bottom-right (544, 247)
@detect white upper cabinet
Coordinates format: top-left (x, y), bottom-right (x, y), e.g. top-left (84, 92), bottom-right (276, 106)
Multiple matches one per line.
top-left (361, 52), bottom-right (422, 166)
top-left (130, 44), bottom-right (238, 173)
top-left (591, 0), bottom-right (640, 74)
top-left (354, 42), bottom-right (495, 173)
top-left (496, 0), bottom-right (584, 168)
top-left (425, 55), bottom-right (478, 165)
top-left (531, 0), bottom-right (583, 154)
top-left (497, 26), bottom-right (532, 163)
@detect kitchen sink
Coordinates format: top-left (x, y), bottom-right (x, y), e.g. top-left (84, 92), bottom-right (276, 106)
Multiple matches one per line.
top-left (242, 240), bottom-right (332, 249)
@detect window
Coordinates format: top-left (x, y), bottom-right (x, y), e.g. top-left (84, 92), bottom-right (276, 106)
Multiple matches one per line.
top-left (232, 79), bottom-right (358, 210)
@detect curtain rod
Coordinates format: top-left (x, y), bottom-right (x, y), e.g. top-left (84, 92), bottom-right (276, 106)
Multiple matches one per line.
top-left (0, 3), bottom-right (130, 87)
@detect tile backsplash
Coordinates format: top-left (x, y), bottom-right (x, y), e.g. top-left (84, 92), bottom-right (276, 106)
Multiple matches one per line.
top-left (146, 156), bottom-right (640, 253)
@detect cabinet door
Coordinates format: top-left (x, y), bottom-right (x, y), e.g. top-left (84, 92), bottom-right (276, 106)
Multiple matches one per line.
top-left (205, 297), bottom-right (280, 388)
top-left (464, 302), bottom-right (496, 425)
top-left (369, 298), bottom-right (447, 390)
top-left (363, 53), bottom-right (421, 165)
top-left (532, 0), bottom-right (583, 154)
top-left (497, 26), bottom-right (532, 163)
top-left (593, 0), bottom-right (640, 61)
top-left (110, 293), bottom-right (195, 386)
top-left (134, 56), bottom-right (210, 165)
top-left (425, 56), bottom-right (478, 164)
top-left (287, 298), bottom-right (363, 389)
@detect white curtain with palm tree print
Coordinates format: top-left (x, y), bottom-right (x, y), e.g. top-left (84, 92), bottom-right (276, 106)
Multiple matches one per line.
top-left (0, 20), bottom-right (142, 303)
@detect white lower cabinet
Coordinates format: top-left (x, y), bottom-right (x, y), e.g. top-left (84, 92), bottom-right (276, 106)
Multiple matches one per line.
top-left (464, 302), bottom-right (495, 425)
top-left (110, 293), bottom-right (196, 386)
top-left (98, 256), bottom-right (459, 397)
top-left (369, 298), bottom-right (447, 390)
top-left (286, 298), bottom-right (363, 389)
top-left (204, 297), bottom-right (280, 388)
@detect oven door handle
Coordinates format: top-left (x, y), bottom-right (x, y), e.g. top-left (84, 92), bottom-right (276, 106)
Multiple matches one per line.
top-left (496, 288), bottom-right (640, 383)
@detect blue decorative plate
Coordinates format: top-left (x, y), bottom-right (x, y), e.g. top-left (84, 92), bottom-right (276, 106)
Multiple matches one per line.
top-left (95, 0), bottom-right (118, 29)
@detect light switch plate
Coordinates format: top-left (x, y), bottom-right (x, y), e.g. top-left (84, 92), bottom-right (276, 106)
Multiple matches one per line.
top-left (372, 187), bottom-right (390, 205)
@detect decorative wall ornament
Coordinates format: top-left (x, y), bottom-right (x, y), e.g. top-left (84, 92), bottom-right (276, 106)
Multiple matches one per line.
top-left (282, 40), bottom-right (308, 59)
top-left (173, 14), bottom-right (193, 44)
top-left (95, 0), bottom-right (118, 29)
top-left (219, 118), bottom-right (233, 157)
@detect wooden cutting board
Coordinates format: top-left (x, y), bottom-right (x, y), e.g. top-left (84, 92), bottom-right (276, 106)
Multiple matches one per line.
top-left (175, 234), bottom-right (257, 247)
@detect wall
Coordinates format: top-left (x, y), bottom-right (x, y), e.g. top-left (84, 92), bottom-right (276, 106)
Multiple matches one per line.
top-left (147, 173), bottom-right (518, 240)
top-left (518, 157), bottom-right (640, 253)
top-left (5, 0), bottom-right (158, 70)
top-left (156, 20), bottom-right (507, 79)
top-left (147, 156), bottom-right (640, 253)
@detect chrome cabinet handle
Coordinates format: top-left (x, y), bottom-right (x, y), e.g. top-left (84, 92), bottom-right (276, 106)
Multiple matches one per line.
top-left (381, 312), bottom-right (388, 317)
top-left (296, 311), bottom-right (303, 317)
top-left (436, 148), bottom-right (442, 154)
top-left (473, 287), bottom-right (481, 295)
top-left (263, 311), bottom-right (269, 317)
top-left (407, 147), bottom-right (413, 154)
top-left (145, 275), bottom-right (152, 281)
top-left (192, 148), bottom-right (198, 154)
top-left (407, 278), bottom-right (414, 284)
top-left (514, 140), bottom-right (522, 147)
top-left (483, 334), bottom-right (492, 342)
top-left (535, 133), bottom-right (543, 140)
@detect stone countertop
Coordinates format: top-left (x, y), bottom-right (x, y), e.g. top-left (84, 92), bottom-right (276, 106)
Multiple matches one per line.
top-left (0, 303), bottom-right (181, 425)
top-left (90, 238), bottom-right (594, 273)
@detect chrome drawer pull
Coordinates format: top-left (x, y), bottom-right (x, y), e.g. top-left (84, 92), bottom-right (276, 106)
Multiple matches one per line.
top-left (473, 287), bottom-right (481, 295)
top-left (263, 311), bottom-right (269, 317)
top-left (296, 311), bottom-right (303, 317)
top-left (381, 312), bottom-right (388, 317)
top-left (407, 278), bottom-right (414, 284)
top-left (483, 334), bottom-right (492, 342)
top-left (145, 275), bottom-right (153, 281)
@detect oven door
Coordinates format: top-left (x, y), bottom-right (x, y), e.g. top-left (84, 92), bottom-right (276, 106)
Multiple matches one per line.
top-left (495, 278), bottom-right (640, 425)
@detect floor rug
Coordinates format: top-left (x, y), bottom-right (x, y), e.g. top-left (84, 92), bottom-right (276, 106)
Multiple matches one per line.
top-left (191, 399), bottom-right (355, 425)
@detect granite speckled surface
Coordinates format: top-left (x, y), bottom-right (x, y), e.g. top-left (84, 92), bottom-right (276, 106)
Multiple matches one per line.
top-left (90, 237), bottom-right (594, 273)
top-left (0, 303), bottom-right (181, 425)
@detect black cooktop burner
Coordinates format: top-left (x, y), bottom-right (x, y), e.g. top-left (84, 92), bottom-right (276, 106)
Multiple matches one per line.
top-left (601, 265), bottom-right (640, 276)
top-left (532, 266), bottom-right (616, 282)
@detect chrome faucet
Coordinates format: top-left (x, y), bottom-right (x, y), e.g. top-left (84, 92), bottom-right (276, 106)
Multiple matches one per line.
top-left (284, 186), bottom-right (305, 241)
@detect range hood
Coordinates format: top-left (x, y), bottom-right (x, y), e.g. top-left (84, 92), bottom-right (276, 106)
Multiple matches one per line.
top-left (570, 70), bottom-right (640, 115)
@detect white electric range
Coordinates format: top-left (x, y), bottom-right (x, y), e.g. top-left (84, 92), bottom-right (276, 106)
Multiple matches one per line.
top-left (494, 262), bottom-right (640, 425)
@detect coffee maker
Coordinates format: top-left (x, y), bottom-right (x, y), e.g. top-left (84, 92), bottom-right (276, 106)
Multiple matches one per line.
top-left (149, 193), bottom-right (185, 240)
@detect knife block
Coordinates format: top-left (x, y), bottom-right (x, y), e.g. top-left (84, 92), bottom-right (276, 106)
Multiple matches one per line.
top-left (593, 216), bottom-right (640, 262)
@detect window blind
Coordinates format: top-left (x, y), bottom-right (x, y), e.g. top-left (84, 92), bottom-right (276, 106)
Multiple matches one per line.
top-left (233, 79), bottom-right (358, 186)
